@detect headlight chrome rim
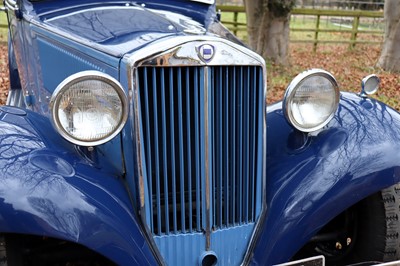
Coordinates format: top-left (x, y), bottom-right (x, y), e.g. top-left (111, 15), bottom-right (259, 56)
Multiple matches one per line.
top-left (283, 69), bottom-right (340, 132)
top-left (50, 70), bottom-right (128, 146)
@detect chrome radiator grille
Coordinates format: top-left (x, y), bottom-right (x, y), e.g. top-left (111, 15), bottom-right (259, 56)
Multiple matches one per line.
top-left (138, 65), bottom-right (264, 236)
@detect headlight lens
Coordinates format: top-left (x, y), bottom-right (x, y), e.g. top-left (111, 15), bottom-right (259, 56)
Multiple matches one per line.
top-left (283, 69), bottom-right (340, 132)
top-left (50, 71), bottom-right (128, 146)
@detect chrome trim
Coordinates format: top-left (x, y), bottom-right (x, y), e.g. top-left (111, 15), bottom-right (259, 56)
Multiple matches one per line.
top-left (6, 89), bottom-right (25, 108)
top-left (5, 0), bottom-right (18, 11)
top-left (242, 63), bottom-right (268, 265)
top-left (126, 36), bottom-right (263, 67)
top-left (128, 70), bottom-right (145, 208)
top-left (5, 0), bottom-right (17, 10)
top-left (45, 6), bottom-right (143, 22)
top-left (129, 67), bottom-right (166, 266)
top-left (204, 66), bottom-right (211, 250)
top-left (126, 35), bottom-right (267, 264)
top-left (360, 74), bottom-right (380, 97)
top-left (190, 0), bottom-right (215, 4)
top-left (283, 69), bottom-right (340, 133)
top-left (274, 255), bottom-right (325, 266)
top-left (50, 70), bottom-right (129, 147)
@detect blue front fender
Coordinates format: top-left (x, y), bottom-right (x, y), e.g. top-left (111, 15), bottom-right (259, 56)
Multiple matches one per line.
top-left (0, 107), bottom-right (157, 265)
top-left (251, 92), bottom-right (400, 265)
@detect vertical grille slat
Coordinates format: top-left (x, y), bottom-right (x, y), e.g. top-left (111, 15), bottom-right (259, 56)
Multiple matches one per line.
top-left (142, 67), bottom-right (154, 232)
top-left (194, 68), bottom-right (202, 232)
top-left (177, 68), bottom-right (186, 233)
top-left (185, 68), bottom-right (193, 233)
top-left (243, 66), bottom-right (250, 223)
top-left (231, 67), bottom-right (236, 225)
top-left (168, 68), bottom-right (178, 234)
top-left (237, 66), bottom-right (244, 225)
top-left (138, 65), bottom-right (263, 235)
top-left (224, 66), bottom-right (229, 226)
top-left (152, 67), bottom-right (162, 234)
top-left (160, 68), bottom-right (170, 234)
top-left (199, 67), bottom-right (207, 230)
top-left (217, 67), bottom-right (223, 228)
top-left (250, 66), bottom-right (257, 220)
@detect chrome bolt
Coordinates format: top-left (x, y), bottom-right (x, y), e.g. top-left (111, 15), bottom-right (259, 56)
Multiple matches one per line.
top-left (336, 242), bottom-right (342, 250)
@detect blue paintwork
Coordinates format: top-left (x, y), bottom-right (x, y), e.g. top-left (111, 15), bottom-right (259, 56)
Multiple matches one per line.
top-left (153, 224), bottom-right (254, 265)
top-left (250, 92), bottom-right (400, 265)
top-left (0, 106), bottom-right (157, 265)
top-left (10, 0), bottom-right (217, 115)
top-left (23, 0), bottom-right (215, 24)
top-left (6, 0), bottom-right (400, 265)
top-left (19, 0), bottom-right (216, 57)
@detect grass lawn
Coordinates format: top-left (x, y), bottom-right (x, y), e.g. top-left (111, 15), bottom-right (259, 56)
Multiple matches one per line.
top-left (0, 11), bottom-right (7, 43)
top-left (221, 11), bottom-right (384, 43)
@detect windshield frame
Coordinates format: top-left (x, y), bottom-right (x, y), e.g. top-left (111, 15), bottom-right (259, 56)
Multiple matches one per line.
top-left (190, 0), bottom-right (215, 4)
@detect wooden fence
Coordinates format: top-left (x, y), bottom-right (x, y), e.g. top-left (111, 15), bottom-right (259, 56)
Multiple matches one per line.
top-left (0, 6), bottom-right (384, 50)
top-left (217, 5), bottom-right (384, 51)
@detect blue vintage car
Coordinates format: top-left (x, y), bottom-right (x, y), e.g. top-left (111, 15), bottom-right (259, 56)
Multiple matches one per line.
top-left (2, 0), bottom-right (400, 265)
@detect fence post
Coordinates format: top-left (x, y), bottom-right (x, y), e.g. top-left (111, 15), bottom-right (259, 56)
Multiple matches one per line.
top-left (233, 11), bottom-right (238, 36)
top-left (314, 14), bottom-right (320, 52)
top-left (350, 16), bottom-right (360, 49)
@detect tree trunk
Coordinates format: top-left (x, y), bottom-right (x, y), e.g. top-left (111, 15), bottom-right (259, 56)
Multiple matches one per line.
top-left (377, 0), bottom-right (400, 72)
top-left (244, 0), bottom-right (291, 65)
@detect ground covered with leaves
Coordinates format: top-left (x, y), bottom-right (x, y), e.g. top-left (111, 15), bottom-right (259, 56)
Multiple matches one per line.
top-left (268, 44), bottom-right (400, 110)
top-left (0, 45), bottom-right (9, 105)
top-left (0, 43), bottom-right (398, 110)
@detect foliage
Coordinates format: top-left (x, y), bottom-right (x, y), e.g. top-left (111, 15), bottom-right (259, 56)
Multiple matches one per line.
top-left (0, 45), bottom-right (8, 105)
top-left (267, 44), bottom-right (400, 111)
top-left (267, 0), bottom-right (295, 17)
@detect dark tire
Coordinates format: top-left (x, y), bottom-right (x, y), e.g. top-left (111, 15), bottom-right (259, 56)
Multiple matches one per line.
top-left (294, 183), bottom-right (400, 265)
top-left (348, 184), bottom-right (400, 263)
top-left (0, 234), bottom-right (25, 266)
top-left (378, 184), bottom-right (400, 261)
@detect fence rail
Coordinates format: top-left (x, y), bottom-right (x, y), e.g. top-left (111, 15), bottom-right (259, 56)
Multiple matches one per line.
top-left (217, 5), bottom-right (384, 51)
top-left (0, 6), bottom-right (384, 50)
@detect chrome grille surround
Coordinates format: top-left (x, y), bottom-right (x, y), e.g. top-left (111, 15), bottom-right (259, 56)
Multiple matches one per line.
top-left (126, 36), bottom-right (267, 265)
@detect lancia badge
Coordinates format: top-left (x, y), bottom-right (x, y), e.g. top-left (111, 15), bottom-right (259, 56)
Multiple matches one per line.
top-left (198, 44), bottom-right (215, 63)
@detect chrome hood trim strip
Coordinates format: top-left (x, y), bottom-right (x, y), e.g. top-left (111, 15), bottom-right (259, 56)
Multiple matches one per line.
top-left (126, 35), bottom-right (264, 67)
top-left (190, 0), bottom-right (215, 4)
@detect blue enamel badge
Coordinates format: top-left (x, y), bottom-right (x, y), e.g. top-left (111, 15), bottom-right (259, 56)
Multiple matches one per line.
top-left (198, 44), bottom-right (215, 63)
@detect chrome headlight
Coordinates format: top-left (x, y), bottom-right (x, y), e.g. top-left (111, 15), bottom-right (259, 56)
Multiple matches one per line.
top-left (50, 71), bottom-right (128, 146)
top-left (283, 69), bottom-right (340, 132)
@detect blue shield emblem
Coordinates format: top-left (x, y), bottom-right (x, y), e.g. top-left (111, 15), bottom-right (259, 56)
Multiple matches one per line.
top-left (198, 44), bottom-right (215, 63)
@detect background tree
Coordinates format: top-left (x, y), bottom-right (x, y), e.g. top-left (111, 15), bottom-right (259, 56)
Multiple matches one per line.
top-left (243, 0), bottom-right (295, 65)
top-left (377, 0), bottom-right (400, 72)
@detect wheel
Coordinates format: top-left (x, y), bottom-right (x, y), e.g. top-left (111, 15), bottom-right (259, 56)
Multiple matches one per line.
top-left (294, 183), bottom-right (400, 265)
top-left (0, 234), bottom-right (24, 266)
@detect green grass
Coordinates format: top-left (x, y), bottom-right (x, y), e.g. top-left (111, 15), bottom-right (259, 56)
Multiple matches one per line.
top-left (0, 12), bottom-right (7, 43)
top-left (220, 11), bottom-right (384, 44)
